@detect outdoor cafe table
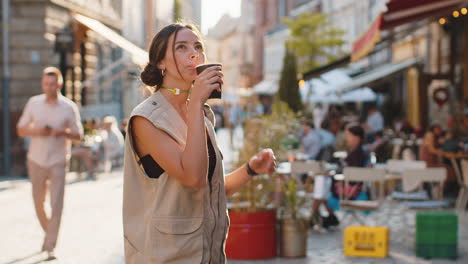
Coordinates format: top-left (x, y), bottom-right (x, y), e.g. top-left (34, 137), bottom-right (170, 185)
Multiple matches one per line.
top-left (276, 161), bottom-right (338, 175)
top-left (276, 161), bottom-right (402, 195)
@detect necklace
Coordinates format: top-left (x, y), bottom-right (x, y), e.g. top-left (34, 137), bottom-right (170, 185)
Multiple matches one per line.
top-left (161, 87), bottom-right (191, 95)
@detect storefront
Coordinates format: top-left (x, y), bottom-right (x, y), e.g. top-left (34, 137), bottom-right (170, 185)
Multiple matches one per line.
top-left (350, 0), bottom-right (468, 131)
top-left (1, 0), bottom-right (134, 177)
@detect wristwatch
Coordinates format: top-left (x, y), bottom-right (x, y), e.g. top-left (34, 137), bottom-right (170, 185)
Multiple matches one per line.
top-left (246, 162), bottom-right (259, 177)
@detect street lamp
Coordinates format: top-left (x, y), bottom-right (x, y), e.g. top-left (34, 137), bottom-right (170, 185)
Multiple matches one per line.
top-left (54, 26), bottom-right (74, 95)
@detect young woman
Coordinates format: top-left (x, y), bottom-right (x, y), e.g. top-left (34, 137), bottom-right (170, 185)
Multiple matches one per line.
top-left (420, 123), bottom-right (445, 167)
top-left (122, 23), bottom-right (276, 263)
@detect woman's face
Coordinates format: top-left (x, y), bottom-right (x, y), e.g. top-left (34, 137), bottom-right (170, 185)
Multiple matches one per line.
top-left (160, 28), bottom-right (206, 83)
top-left (345, 129), bottom-right (361, 148)
top-left (433, 126), bottom-right (442, 136)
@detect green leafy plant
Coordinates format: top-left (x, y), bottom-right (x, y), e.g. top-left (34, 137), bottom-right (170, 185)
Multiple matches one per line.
top-left (230, 101), bottom-right (301, 212)
top-left (282, 178), bottom-right (307, 220)
top-left (283, 13), bottom-right (345, 73)
top-left (173, 0), bottom-right (182, 22)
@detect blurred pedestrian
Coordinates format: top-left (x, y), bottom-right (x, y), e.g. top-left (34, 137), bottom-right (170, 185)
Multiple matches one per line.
top-left (122, 22), bottom-right (277, 263)
top-left (16, 66), bottom-right (83, 260)
top-left (101, 116), bottom-right (124, 172)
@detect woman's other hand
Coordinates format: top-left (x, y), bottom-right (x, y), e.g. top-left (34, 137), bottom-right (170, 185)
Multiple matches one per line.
top-left (248, 148), bottom-right (277, 175)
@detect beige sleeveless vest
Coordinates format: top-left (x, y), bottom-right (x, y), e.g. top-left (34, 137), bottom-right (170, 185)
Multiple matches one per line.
top-left (122, 91), bottom-right (229, 264)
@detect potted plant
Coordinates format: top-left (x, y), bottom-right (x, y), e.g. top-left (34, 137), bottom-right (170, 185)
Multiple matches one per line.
top-left (225, 101), bottom-right (301, 260)
top-left (279, 178), bottom-right (309, 258)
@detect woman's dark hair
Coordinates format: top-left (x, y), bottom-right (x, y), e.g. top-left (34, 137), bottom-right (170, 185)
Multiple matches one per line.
top-left (346, 123), bottom-right (365, 142)
top-left (140, 22), bottom-right (203, 89)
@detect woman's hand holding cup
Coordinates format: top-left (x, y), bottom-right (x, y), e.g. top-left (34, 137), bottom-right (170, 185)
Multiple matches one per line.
top-left (192, 63), bottom-right (223, 103)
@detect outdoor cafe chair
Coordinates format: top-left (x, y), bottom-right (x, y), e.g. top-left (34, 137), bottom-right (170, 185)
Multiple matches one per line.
top-left (462, 160), bottom-right (468, 210)
top-left (397, 168), bottom-right (448, 245)
top-left (386, 159), bottom-right (427, 175)
top-left (339, 167), bottom-right (386, 225)
top-left (387, 159), bottom-right (427, 199)
top-left (290, 160), bottom-right (325, 194)
top-left (400, 168), bottom-right (447, 207)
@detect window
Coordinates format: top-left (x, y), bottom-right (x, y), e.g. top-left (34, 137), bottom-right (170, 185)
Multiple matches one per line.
top-left (277, 0), bottom-right (286, 18)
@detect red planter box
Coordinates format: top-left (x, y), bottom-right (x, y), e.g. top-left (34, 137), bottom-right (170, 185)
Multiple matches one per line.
top-left (225, 210), bottom-right (277, 259)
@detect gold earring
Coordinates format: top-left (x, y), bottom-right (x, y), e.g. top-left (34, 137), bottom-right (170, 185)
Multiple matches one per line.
top-left (161, 68), bottom-right (166, 77)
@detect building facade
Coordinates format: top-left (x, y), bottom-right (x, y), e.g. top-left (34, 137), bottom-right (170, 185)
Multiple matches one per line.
top-left (206, 0), bottom-right (255, 101)
top-left (121, 0), bottom-right (202, 117)
top-left (1, 0), bottom-right (126, 176)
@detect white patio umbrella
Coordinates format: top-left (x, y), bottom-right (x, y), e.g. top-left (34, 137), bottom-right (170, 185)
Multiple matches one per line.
top-left (340, 87), bottom-right (377, 102)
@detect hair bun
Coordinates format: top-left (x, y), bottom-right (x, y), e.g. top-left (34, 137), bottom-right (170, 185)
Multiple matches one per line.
top-left (140, 63), bottom-right (162, 87)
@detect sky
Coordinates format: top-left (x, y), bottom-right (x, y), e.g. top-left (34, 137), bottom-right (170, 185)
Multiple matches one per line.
top-left (201, 0), bottom-right (241, 34)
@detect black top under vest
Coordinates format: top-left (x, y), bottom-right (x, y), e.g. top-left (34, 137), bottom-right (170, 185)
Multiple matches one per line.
top-left (140, 137), bottom-right (217, 182)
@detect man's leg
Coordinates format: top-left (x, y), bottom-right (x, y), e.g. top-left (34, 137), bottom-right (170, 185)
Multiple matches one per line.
top-left (42, 162), bottom-right (66, 251)
top-left (27, 160), bottom-right (49, 233)
top-left (311, 175), bottom-right (328, 227)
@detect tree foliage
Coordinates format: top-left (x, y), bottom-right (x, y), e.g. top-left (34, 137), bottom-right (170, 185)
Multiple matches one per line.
top-left (278, 46), bottom-right (303, 113)
top-left (284, 13), bottom-right (345, 73)
top-left (173, 0), bottom-right (182, 22)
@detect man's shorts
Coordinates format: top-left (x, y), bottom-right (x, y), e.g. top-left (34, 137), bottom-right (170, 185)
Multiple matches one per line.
top-left (313, 175), bottom-right (332, 200)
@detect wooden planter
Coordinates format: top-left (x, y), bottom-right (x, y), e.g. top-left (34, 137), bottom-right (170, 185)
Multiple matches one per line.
top-left (225, 210), bottom-right (277, 259)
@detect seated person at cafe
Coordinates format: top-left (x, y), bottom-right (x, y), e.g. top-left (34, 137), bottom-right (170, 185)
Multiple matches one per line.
top-left (419, 123), bottom-right (455, 197)
top-left (310, 123), bottom-right (368, 229)
top-left (365, 131), bottom-right (391, 163)
top-left (316, 119), bottom-right (337, 162)
top-left (101, 116), bottom-right (125, 172)
top-left (71, 120), bottom-right (105, 179)
top-left (462, 114), bottom-right (468, 142)
top-left (420, 123), bottom-right (445, 167)
top-left (363, 103), bottom-right (384, 143)
top-left (300, 120), bottom-right (321, 160)
top-left (441, 129), bottom-right (462, 154)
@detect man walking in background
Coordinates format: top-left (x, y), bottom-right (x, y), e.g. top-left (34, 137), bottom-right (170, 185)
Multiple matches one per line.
top-left (17, 67), bottom-right (83, 260)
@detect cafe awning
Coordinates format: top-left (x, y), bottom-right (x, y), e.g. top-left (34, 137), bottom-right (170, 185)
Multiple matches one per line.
top-left (301, 69), bottom-right (377, 103)
top-left (302, 55), bottom-right (351, 81)
top-left (253, 78), bottom-right (279, 95)
top-left (73, 13), bottom-right (148, 65)
top-left (352, 0), bottom-right (465, 62)
top-left (334, 58), bottom-right (423, 93)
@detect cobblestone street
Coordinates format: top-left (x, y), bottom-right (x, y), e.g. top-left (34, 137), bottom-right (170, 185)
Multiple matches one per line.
top-left (1, 129), bottom-right (467, 263)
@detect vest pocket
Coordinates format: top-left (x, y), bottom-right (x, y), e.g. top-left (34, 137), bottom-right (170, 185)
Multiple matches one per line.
top-left (152, 217), bottom-right (204, 262)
